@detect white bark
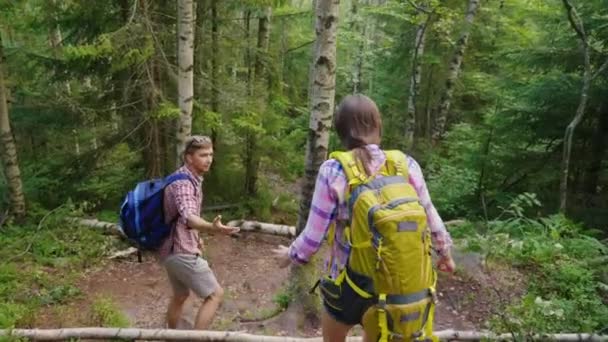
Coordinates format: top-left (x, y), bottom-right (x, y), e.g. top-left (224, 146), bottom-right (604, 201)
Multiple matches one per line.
top-left (176, 0), bottom-right (195, 165)
top-left (227, 220), bottom-right (296, 237)
top-left (73, 218), bottom-right (126, 238)
top-left (297, 0), bottom-right (340, 234)
top-left (559, 0), bottom-right (591, 213)
top-left (76, 217), bottom-right (294, 238)
top-left (0, 328), bottom-right (605, 341)
top-left (0, 35), bottom-right (26, 218)
top-left (432, 0), bottom-right (480, 143)
top-left (108, 247), bottom-right (138, 259)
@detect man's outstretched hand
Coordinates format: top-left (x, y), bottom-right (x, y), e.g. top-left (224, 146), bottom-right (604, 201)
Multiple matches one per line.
top-left (212, 215), bottom-right (240, 235)
top-left (272, 245), bottom-right (291, 268)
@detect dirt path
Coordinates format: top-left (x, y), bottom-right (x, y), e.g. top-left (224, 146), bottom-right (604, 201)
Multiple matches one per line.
top-left (36, 232), bottom-right (520, 336)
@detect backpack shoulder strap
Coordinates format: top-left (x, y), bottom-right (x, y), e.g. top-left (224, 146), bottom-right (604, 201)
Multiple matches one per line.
top-left (383, 150), bottom-right (409, 180)
top-left (164, 173), bottom-right (197, 191)
top-left (329, 150), bottom-right (369, 186)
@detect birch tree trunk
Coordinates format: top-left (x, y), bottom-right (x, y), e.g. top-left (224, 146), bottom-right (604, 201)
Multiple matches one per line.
top-left (432, 0), bottom-right (479, 143)
top-left (176, 0), bottom-right (195, 166)
top-left (559, 0), bottom-right (591, 213)
top-left (291, 0), bottom-right (340, 323)
top-left (0, 36), bottom-right (26, 218)
top-left (296, 0), bottom-right (340, 235)
top-left (405, 13), bottom-right (430, 149)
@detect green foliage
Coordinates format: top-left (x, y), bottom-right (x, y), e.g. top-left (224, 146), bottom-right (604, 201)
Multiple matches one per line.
top-left (0, 302), bottom-right (30, 329)
top-left (152, 101), bottom-right (181, 120)
top-left (426, 162), bottom-right (478, 218)
top-left (0, 206), bottom-right (123, 328)
top-left (459, 195), bottom-right (608, 334)
top-left (89, 297), bottom-right (130, 327)
top-left (76, 143), bottom-right (142, 210)
top-left (272, 289), bottom-right (291, 310)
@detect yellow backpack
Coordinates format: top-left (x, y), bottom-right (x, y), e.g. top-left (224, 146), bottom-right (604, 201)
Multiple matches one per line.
top-left (326, 150), bottom-right (437, 342)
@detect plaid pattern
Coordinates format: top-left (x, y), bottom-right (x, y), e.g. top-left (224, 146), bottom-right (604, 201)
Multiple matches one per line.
top-left (288, 144), bottom-right (453, 279)
top-left (158, 166), bottom-right (203, 259)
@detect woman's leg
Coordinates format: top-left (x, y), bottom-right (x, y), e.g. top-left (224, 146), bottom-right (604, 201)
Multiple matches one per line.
top-left (321, 309), bottom-right (354, 342)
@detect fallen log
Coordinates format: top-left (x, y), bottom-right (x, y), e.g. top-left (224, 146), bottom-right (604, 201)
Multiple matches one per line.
top-left (71, 218), bottom-right (126, 238)
top-left (0, 328), bottom-right (605, 341)
top-left (108, 247), bottom-right (138, 259)
top-left (75, 217), bottom-right (466, 240)
top-left (227, 220), bottom-right (296, 238)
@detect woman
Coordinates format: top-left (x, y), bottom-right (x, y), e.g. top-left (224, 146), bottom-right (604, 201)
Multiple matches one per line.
top-left (273, 94), bottom-right (455, 342)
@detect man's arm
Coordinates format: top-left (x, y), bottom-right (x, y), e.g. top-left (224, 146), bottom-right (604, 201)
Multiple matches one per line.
top-left (169, 180), bottom-right (239, 235)
top-left (187, 214), bottom-right (239, 235)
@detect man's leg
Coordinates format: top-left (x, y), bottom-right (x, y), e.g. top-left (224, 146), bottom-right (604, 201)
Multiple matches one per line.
top-left (321, 309), bottom-right (354, 342)
top-left (164, 255), bottom-right (192, 329)
top-left (167, 292), bottom-right (189, 329)
top-left (189, 257), bottom-right (223, 330)
top-left (193, 286), bottom-right (224, 329)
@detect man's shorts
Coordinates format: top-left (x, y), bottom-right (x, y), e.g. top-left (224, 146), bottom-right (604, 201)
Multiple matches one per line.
top-left (163, 254), bottom-right (220, 298)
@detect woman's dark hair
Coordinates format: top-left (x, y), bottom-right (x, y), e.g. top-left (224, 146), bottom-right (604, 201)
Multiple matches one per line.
top-left (334, 94), bottom-right (382, 176)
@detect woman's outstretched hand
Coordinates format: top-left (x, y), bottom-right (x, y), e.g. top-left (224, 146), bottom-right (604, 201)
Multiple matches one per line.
top-left (437, 255), bottom-right (456, 273)
top-left (272, 245), bottom-right (291, 268)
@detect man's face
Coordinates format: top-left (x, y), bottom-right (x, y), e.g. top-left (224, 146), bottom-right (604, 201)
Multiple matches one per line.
top-left (185, 147), bottom-right (214, 174)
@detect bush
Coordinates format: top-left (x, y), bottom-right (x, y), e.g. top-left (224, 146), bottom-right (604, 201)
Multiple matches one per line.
top-left (459, 195), bottom-right (608, 334)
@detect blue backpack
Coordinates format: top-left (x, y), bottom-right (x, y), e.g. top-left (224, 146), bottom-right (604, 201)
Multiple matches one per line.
top-left (119, 173), bottom-right (194, 251)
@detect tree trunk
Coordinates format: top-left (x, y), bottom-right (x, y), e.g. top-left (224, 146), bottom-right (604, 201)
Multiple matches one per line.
top-left (405, 13), bottom-right (430, 149)
top-left (210, 0), bottom-right (219, 145)
top-left (176, 0), bottom-right (195, 166)
top-left (297, 0), bottom-right (340, 233)
top-left (432, 0), bottom-right (479, 143)
top-left (559, 0), bottom-right (591, 213)
top-left (0, 37), bottom-right (26, 218)
top-left (139, 0), bottom-right (164, 177)
top-left (255, 7), bottom-right (272, 81)
top-left (424, 64), bottom-right (435, 143)
top-left (584, 104), bottom-right (608, 195)
top-left (243, 7), bottom-right (273, 197)
top-left (292, 0), bottom-right (340, 322)
top-left (348, 0), bottom-right (360, 93)
top-left (194, 0), bottom-right (206, 107)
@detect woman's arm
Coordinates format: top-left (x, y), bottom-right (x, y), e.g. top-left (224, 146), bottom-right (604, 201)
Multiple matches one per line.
top-left (407, 157), bottom-right (453, 258)
top-left (288, 160), bottom-right (344, 264)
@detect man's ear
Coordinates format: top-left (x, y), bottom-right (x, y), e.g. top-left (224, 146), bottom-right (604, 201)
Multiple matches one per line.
top-left (184, 153), bottom-right (191, 165)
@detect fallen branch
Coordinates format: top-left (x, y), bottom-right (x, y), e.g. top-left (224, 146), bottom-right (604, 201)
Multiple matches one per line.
top-left (0, 328), bottom-right (606, 341)
top-left (444, 219), bottom-right (467, 227)
top-left (108, 247), bottom-right (138, 259)
top-left (227, 220), bottom-right (296, 238)
top-left (71, 218), bottom-right (126, 238)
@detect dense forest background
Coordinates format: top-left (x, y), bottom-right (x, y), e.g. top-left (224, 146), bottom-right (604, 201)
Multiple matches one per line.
top-left (0, 0), bottom-right (607, 335)
top-left (1, 0), bottom-right (607, 228)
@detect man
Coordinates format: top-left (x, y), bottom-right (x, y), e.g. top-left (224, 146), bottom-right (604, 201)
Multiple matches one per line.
top-left (159, 135), bottom-right (240, 329)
